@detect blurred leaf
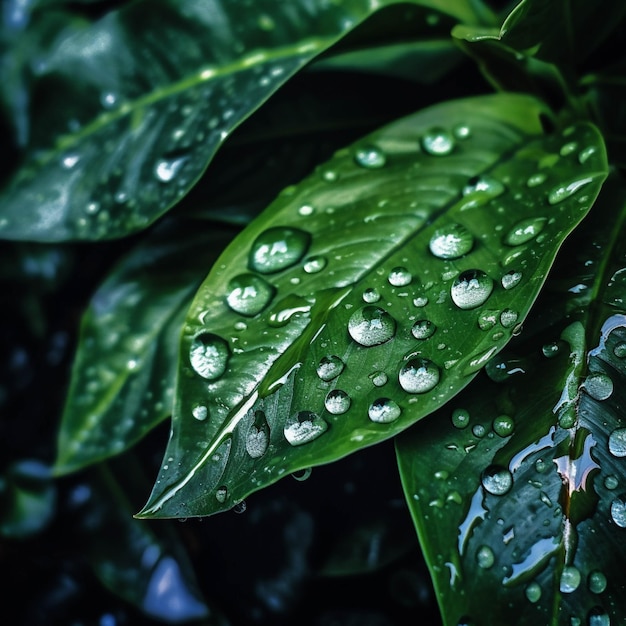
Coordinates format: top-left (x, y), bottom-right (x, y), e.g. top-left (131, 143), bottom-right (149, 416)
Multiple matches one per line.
top-left (396, 178), bottom-right (626, 625)
top-left (135, 93), bottom-right (607, 519)
top-left (54, 219), bottom-right (238, 475)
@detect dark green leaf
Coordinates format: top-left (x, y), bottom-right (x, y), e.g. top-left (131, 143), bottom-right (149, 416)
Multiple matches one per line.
top-left (136, 93), bottom-right (607, 519)
top-left (54, 219), bottom-right (238, 475)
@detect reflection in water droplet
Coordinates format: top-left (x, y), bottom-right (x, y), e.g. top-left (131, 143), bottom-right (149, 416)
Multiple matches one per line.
top-left (542, 342), bottom-right (561, 358)
top-left (501, 270), bottom-right (522, 290)
top-left (249, 227), bottom-right (311, 274)
top-left (399, 358), bottom-right (440, 393)
top-left (411, 319), bottom-right (436, 340)
top-left (316, 355), bottom-right (345, 382)
top-left (478, 309), bottom-right (498, 330)
top-left (451, 270), bottom-right (494, 310)
top-left (189, 333), bottom-right (230, 380)
top-left (451, 408), bottom-right (469, 429)
top-left (421, 127), bottom-right (454, 155)
top-left (303, 255), bottom-right (327, 274)
top-left (325, 389), bottom-right (351, 415)
top-left (608, 428), bottom-right (626, 457)
top-left (348, 306), bottom-right (396, 346)
top-left (284, 411), bottom-right (328, 445)
top-left (368, 398), bottom-right (401, 423)
top-left (481, 465), bottom-right (513, 495)
top-left (525, 582), bottom-right (542, 603)
top-left (388, 266), bottom-right (412, 287)
top-left (291, 467), bottom-right (312, 482)
top-left (504, 218), bottom-right (547, 246)
top-left (588, 570), bottom-right (607, 594)
top-left (500, 309), bottom-right (519, 328)
top-left (354, 145), bottom-right (387, 168)
top-left (472, 424), bottom-right (486, 438)
top-left (363, 288), bottom-right (381, 303)
top-left (192, 405), bottom-right (208, 421)
top-left (476, 545), bottom-right (494, 569)
top-left (584, 372), bottom-right (613, 401)
top-left (226, 273), bottom-right (275, 316)
top-left (429, 223), bottom-right (474, 259)
top-left (560, 566), bottom-right (581, 593)
top-left (493, 415), bottom-right (514, 437)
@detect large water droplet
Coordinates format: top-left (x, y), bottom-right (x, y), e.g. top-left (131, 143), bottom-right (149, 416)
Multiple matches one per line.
top-left (325, 389), bottom-right (351, 415)
top-left (451, 270), bottom-right (494, 310)
top-left (429, 224), bottom-right (474, 259)
top-left (560, 566), bottom-right (581, 593)
top-left (451, 408), bottom-right (470, 429)
top-left (370, 371), bottom-right (388, 387)
top-left (476, 545), bottom-right (494, 569)
top-left (189, 333), bottom-right (230, 380)
top-left (399, 358), bottom-right (440, 393)
top-left (500, 309), bottom-right (519, 328)
top-left (388, 266), bottom-right (412, 287)
top-left (226, 273), bottom-right (275, 316)
top-left (548, 176), bottom-right (594, 205)
top-left (348, 306), bottom-right (397, 346)
top-left (246, 411), bottom-right (270, 458)
top-left (481, 465), bottom-right (513, 495)
top-left (362, 288), bottom-right (381, 303)
top-left (155, 155), bottom-right (187, 182)
top-left (588, 570), bottom-right (607, 594)
top-left (284, 411), bottom-right (328, 446)
top-left (525, 582), bottom-right (542, 603)
top-left (317, 355), bottom-right (345, 382)
top-left (584, 372), bottom-right (613, 401)
top-left (613, 342), bottom-right (626, 358)
top-left (501, 270), bottom-right (522, 290)
top-left (504, 218), bottom-right (547, 246)
top-left (192, 404), bottom-right (208, 421)
top-left (604, 475), bottom-right (619, 490)
top-left (421, 127), bottom-right (454, 155)
top-left (611, 496), bottom-right (626, 526)
top-left (493, 415), bottom-right (514, 437)
top-left (587, 607), bottom-right (611, 626)
top-left (249, 227), bottom-right (311, 274)
top-left (354, 145), bottom-right (387, 168)
top-left (608, 428), bottom-right (626, 457)
top-left (411, 319), bottom-right (436, 340)
top-left (368, 398), bottom-right (402, 423)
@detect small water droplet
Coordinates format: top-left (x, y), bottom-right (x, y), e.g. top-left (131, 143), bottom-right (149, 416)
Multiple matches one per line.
top-left (399, 358), bottom-right (440, 393)
top-left (525, 581), bottom-right (542, 603)
top-left (560, 141), bottom-right (578, 156)
top-left (317, 355), bottom-right (345, 381)
top-left (303, 255), bottom-right (327, 274)
top-left (584, 372), bottom-right (613, 401)
top-left (189, 333), bottom-right (230, 380)
top-left (362, 288), bottom-right (381, 303)
top-left (101, 91), bottom-right (118, 109)
top-left (451, 270), bottom-right (494, 310)
top-left (388, 266), bottom-right (412, 287)
top-left (215, 486), bottom-right (228, 503)
top-left (61, 153), bottom-right (80, 169)
top-left (284, 411), bottom-right (328, 445)
top-left (348, 306), bottom-right (396, 346)
top-left (604, 475), bottom-right (619, 490)
top-left (462, 175), bottom-right (505, 198)
top-left (291, 467), bottom-right (312, 481)
top-left (587, 607), bottom-right (611, 626)
top-left (369, 371), bottom-right (388, 387)
top-left (493, 415), bottom-right (514, 437)
top-left (476, 545), bottom-right (494, 569)
top-left (226, 273), bottom-right (275, 316)
top-left (246, 411), bottom-right (270, 458)
top-left (608, 428), bottom-right (626, 457)
top-left (472, 424), bottom-right (486, 438)
top-left (613, 342), bottom-right (626, 358)
top-left (429, 223), bottom-right (474, 259)
top-left (504, 218), bottom-right (547, 246)
top-left (155, 155), bottom-right (188, 182)
top-left (451, 408), bottom-right (470, 429)
top-left (481, 465), bottom-right (513, 495)
top-left (500, 309), bottom-right (519, 328)
top-left (249, 227), bottom-right (311, 274)
top-left (354, 145), bottom-right (387, 168)
top-left (588, 570), bottom-right (607, 594)
top-left (192, 404), bottom-right (208, 421)
top-left (298, 204), bottom-right (314, 216)
top-left (560, 566), bottom-right (581, 593)
top-left (368, 397), bottom-right (402, 423)
top-left (421, 127), bottom-right (454, 155)
top-left (232, 500), bottom-right (247, 514)
top-left (453, 124), bottom-right (471, 139)
top-left (411, 319), bottom-right (436, 340)
top-left (578, 146), bottom-right (597, 164)
top-left (527, 172), bottom-right (547, 188)
top-left (325, 389), bottom-right (351, 414)
top-left (501, 270), bottom-right (522, 290)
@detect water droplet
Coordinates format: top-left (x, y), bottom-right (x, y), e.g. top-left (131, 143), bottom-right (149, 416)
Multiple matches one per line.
top-left (246, 411), bottom-right (269, 458)
top-left (317, 355), bottom-right (345, 381)
top-left (215, 486), bottom-right (228, 503)
top-left (608, 428), bottom-right (626, 457)
top-left (578, 146), bottom-right (597, 164)
top-left (613, 342), bottom-right (626, 358)
top-left (584, 372), bottom-right (613, 401)
top-left (501, 270), bottom-right (522, 290)
top-left (362, 288), bottom-right (381, 303)
top-left (588, 570), bottom-right (607, 594)
top-left (478, 309), bottom-right (498, 330)
top-left (504, 218), bottom-right (547, 246)
top-left (354, 145), bottom-right (387, 168)
top-left (370, 371), bottom-right (388, 387)
top-left (291, 467), bottom-right (312, 481)
top-left (189, 333), bottom-right (230, 380)
top-left (155, 156), bottom-right (187, 182)
top-left (611, 496), bottom-right (626, 527)
top-left (587, 607), bottom-right (611, 626)
top-left (298, 204), bottom-right (314, 216)
top-left (476, 545), bottom-right (494, 569)
top-left (421, 127), bottom-right (454, 155)
top-left (411, 319), bottom-right (436, 340)
top-left (560, 141), bottom-right (578, 156)
top-left (560, 566), bottom-right (581, 593)
top-left (604, 475), bottom-right (619, 490)
top-left (325, 389), bottom-right (351, 415)
top-left (249, 227), bottom-right (311, 274)
top-left (481, 465), bottom-right (513, 495)
top-left (348, 306), bottom-right (396, 346)
top-left (413, 295), bottom-right (428, 307)
top-left (525, 582), bottom-right (542, 603)
top-left (451, 408), bottom-right (470, 429)
top-left (303, 255), bottom-right (327, 274)
top-left (472, 424), bottom-right (486, 438)
top-left (451, 270), bottom-right (494, 310)
top-left (500, 309), bottom-right (519, 328)
top-left (226, 273), bottom-right (275, 316)
top-left (527, 172), bottom-right (547, 187)
top-left (101, 91), bottom-right (118, 109)
top-left (485, 355), bottom-right (527, 383)
top-left (368, 398), bottom-right (402, 423)
top-left (453, 124), bottom-right (471, 139)
top-left (192, 404), bottom-right (208, 421)
top-left (388, 266), bottom-right (412, 287)
top-left (493, 415), bottom-right (514, 437)
top-left (232, 500), bottom-right (247, 514)
top-left (399, 358), bottom-right (440, 393)
top-left (429, 224), bottom-right (474, 259)
top-left (284, 411), bottom-right (328, 445)
top-left (542, 342), bottom-right (561, 358)
top-left (462, 175), bottom-right (505, 198)
top-left (548, 177), bottom-right (595, 205)
top-left (61, 153), bottom-right (80, 169)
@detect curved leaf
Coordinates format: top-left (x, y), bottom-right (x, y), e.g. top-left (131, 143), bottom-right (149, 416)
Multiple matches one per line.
top-left (54, 219), bottom-right (238, 475)
top-left (137, 93), bottom-right (607, 519)
top-left (396, 178), bottom-right (626, 624)
top-left (0, 0), bottom-right (471, 242)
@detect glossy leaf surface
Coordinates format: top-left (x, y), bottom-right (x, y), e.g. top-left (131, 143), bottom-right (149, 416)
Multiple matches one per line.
top-left (396, 180), bottom-right (626, 625)
top-left (54, 220), bottom-right (237, 475)
top-left (0, 0), bottom-right (473, 242)
top-left (137, 94), bottom-right (607, 519)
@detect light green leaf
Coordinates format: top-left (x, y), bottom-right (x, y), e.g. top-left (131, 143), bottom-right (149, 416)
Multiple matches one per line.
top-left (137, 93), bottom-right (607, 520)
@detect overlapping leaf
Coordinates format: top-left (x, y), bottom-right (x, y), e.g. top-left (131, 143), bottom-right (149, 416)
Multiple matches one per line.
top-left (0, 0), bottom-right (474, 242)
top-left (136, 93), bottom-right (607, 519)
top-left (396, 179), bottom-right (626, 625)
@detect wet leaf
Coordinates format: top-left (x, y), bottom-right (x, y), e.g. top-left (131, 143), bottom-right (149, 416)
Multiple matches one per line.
top-left (54, 219), bottom-right (238, 475)
top-left (136, 93), bottom-right (607, 519)
top-left (396, 179), bottom-right (626, 624)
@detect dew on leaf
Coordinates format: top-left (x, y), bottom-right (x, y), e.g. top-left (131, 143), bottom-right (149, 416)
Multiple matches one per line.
top-left (226, 273), bottom-right (275, 316)
top-left (189, 333), bottom-right (230, 380)
top-left (604, 475), bottom-right (619, 490)
top-left (451, 408), bottom-right (470, 429)
top-left (428, 223), bottom-right (474, 259)
top-left (324, 389), bottom-right (351, 415)
top-left (504, 217), bottom-right (547, 246)
top-left (560, 566), bottom-right (581, 593)
top-left (298, 204), bottom-right (314, 216)
top-left (421, 127), bottom-right (454, 155)
top-left (527, 172), bottom-right (547, 188)
top-left (413, 295), bottom-right (428, 307)
top-left (354, 145), bottom-right (387, 169)
top-left (608, 428), bottom-right (626, 457)
top-left (501, 270), bottom-right (522, 290)
top-left (388, 266), bottom-right (412, 286)
top-left (399, 358), bottom-right (440, 393)
top-left (154, 156), bottom-right (187, 182)
top-left (348, 306), bottom-right (397, 346)
top-left (317, 355), bottom-right (345, 381)
top-left (547, 177), bottom-right (595, 205)
top-left (525, 582), bottom-right (542, 603)
top-left (451, 270), bottom-right (494, 310)
top-left (476, 545), bottom-right (494, 569)
top-left (303, 255), bottom-right (327, 274)
top-left (215, 486), bottom-right (228, 503)
top-left (291, 467), bottom-right (312, 482)
top-left (542, 342), bottom-right (561, 358)
top-left (478, 309), bottom-right (498, 330)
top-left (472, 424), bottom-right (486, 438)
top-left (249, 227), bottom-right (311, 274)
top-left (246, 411), bottom-right (270, 458)
top-left (500, 309), bottom-right (519, 328)
top-left (192, 404), bottom-right (208, 421)
top-left (613, 342), bottom-right (626, 358)
top-left (588, 570), bottom-right (607, 594)
top-left (284, 411), bottom-right (328, 446)
top-left (584, 372), bottom-right (613, 401)
top-left (493, 415), bottom-right (514, 437)
top-left (481, 465), bottom-right (513, 495)
top-left (363, 288), bottom-right (381, 303)
top-left (462, 175), bottom-right (505, 198)
top-left (578, 146), bottom-right (597, 164)
top-left (411, 319), bottom-right (436, 340)
top-left (453, 123), bottom-right (471, 139)
top-left (368, 398), bottom-right (401, 423)
top-left (369, 371), bottom-right (388, 387)
top-left (560, 141), bottom-right (578, 156)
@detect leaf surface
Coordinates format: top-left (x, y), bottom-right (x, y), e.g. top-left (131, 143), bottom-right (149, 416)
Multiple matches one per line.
top-left (137, 93), bottom-right (607, 519)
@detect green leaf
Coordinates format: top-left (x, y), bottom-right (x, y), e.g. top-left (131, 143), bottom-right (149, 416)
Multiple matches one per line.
top-left (54, 219), bottom-right (238, 475)
top-left (136, 93), bottom-right (608, 520)
top-left (0, 0), bottom-right (472, 243)
top-left (395, 178), bottom-right (626, 625)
